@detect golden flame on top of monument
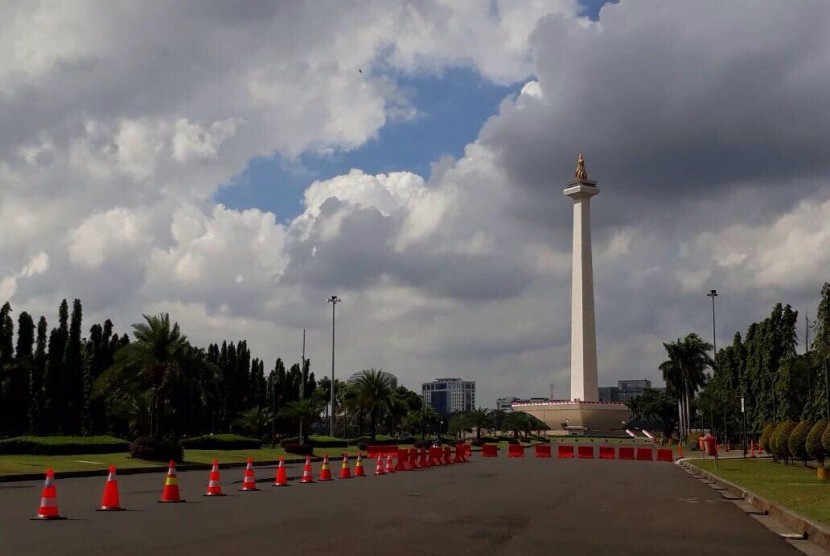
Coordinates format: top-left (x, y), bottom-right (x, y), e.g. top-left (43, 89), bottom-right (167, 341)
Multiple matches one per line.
top-left (569, 152), bottom-right (597, 187)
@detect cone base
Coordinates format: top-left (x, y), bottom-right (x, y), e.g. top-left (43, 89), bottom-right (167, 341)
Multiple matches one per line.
top-left (273, 483), bottom-right (289, 487)
top-left (300, 479), bottom-right (315, 484)
top-left (202, 493), bottom-right (227, 497)
top-left (30, 515), bottom-right (67, 520)
top-left (339, 475), bottom-right (352, 479)
top-left (157, 499), bottom-right (186, 503)
top-left (238, 487), bottom-right (260, 491)
top-left (96, 506), bottom-right (125, 511)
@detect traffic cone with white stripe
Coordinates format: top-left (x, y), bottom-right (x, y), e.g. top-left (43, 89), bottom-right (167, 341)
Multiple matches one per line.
top-left (374, 456), bottom-right (385, 476)
top-left (354, 454), bottom-right (366, 477)
top-left (98, 465), bottom-right (125, 510)
top-left (274, 457), bottom-right (288, 487)
top-left (31, 468), bottom-right (66, 520)
top-left (339, 454), bottom-right (352, 479)
top-left (203, 460), bottom-right (226, 496)
top-left (319, 454), bottom-right (333, 481)
top-left (385, 454), bottom-right (395, 474)
top-left (239, 457), bottom-right (259, 491)
top-left (300, 456), bottom-right (315, 484)
top-left (158, 460), bottom-right (185, 503)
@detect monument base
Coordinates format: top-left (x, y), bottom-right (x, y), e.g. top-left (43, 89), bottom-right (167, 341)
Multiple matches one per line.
top-left (512, 400), bottom-right (632, 437)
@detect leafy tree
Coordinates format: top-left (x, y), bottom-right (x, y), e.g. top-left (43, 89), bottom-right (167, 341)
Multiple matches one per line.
top-left (0, 302), bottom-right (13, 433)
top-left (63, 299), bottom-right (84, 433)
top-left (806, 419), bottom-right (827, 467)
top-left (348, 369), bottom-right (393, 441)
top-left (760, 422), bottom-right (776, 453)
top-left (94, 313), bottom-right (213, 439)
top-left (403, 405), bottom-right (440, 440)
top-left (6, 311), bottom-right (35, 434)
top-left (44, 300), bottom-right (69, 433)
top-left (659, 333), bottom-right (713, 440)
top-left (788, 420), bottom-right (811, 465)
top-left (814, 283), bottom-right (830, 356)
top-left (447, 414), bottom-right (468, 439)
top-left (465, 407), bottom-right (492, 441)
top-left (626, 388), bottom-right (678, 438)
top-left (279, 397), bottom-right (324, 444)
top-left (771, 420), bottom-right (796, 463)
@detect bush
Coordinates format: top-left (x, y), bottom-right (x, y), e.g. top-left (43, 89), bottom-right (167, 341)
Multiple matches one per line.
top-left (308, 435), bottom-right (348, 448)
top-left (0, 435), bottom-right (129, 455)
top-left (129, 436), bottom-right (183, 462)
top-left (182, 434), bottom-right (262, 450)
top-left (821, 421), bottom-right (830, 456)
top-left (771, 421), bottom-right (797, 463)
top-left (806, 420), bottom-right (827, 467)
top-left (759, 423), bottom-right (776, 453)
top-left (283, 443), bottom-right (313, 456)
top-left (788, 420), bottom-right (811, 465)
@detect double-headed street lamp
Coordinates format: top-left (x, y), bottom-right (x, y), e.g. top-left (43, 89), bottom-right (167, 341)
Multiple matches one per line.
top-left (328, 295), bottom-right (341, 437)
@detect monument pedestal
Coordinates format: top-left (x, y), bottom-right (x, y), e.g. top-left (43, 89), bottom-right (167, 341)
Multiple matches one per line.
top-left (512, 400), bottom-right (632, 437)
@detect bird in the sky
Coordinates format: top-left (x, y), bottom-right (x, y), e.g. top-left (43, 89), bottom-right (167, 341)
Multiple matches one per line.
top-left (358, 68), bottom-right (363, 74)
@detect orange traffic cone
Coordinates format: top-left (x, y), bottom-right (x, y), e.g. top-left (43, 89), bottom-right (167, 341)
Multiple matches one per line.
top-left (31, 468), bottom-right (66, 520)
top-left (300, 456), bottom-right (315, 484)
top-left (274, 457), bottom-right (289, 487)
top-left (203, 460), bottom-right (225, 496)
top-left (375, 456), bottom-right (385, 476)
top-left (339, 454), bottom-right (352, 479)
top-left (678, 444), bottom-right (684, 459)
top-left (385, 454), bottom-right (395, 474)
top-left (98, 465), bottom-right (124, 510)
top-left (750, 440), bottom-right (756, 458)
top-left (354, 454), bottom-right (366, 477)
top-left (158, 460), bottom-right (185, 503)
top-left (319, 454), bottom-right (333, 481)
top-left (239, 457), bottom-right (259, 491)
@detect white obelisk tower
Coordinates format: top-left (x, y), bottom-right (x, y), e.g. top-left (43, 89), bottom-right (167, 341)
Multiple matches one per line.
top-left (564, 153), bottom-right (599, 402)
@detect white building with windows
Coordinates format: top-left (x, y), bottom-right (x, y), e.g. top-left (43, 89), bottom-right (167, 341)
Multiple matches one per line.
top-left (422, 378), bottom-right (475, 415)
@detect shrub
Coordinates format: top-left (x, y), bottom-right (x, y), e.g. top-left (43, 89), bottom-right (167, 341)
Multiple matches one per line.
top-left (821, 421), bottom-right (830, 456)
top-left (283, 443), bottom-right (313, 456)
top-left (308, 436), bottom-right (348, 448)
top-left (759, 423), bottom-right (776, 453)
top-left (771, 421), bottom-right (797, 463)
top-left (806, 420), bottom-right (827, 467)
top-left (129, 436), bottom-right (183, 462)
top-left (279, 437), bottom-right (300, 448)
top-left (0, 435), bottom-right (129, 455)
top-left (788, 420), bottom-right (811, 465)
top-left (182, 434), bottom-right (262, 450)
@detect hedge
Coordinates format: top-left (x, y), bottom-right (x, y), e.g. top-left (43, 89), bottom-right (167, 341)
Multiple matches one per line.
top-left (182, 434), bottom-right (262, 450)
top-left (788, 420), bottom-right (811, 465)
top-left (771, 421), bottom-right (797, 462)
top-left (806, 420), bottom-right (827, 467)
top-left (759, 423), bottom-right (776, 453)
top-left (0, 435), bottom-right (129, 455)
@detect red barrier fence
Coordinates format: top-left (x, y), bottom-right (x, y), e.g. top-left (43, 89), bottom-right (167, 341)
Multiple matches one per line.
top-left (599, 446), bottom-right (615, 460)
top-left (535, 444), bottom-right (552, 458)
top-left (577, 445), bottom-right (594, 459)
top-left (558, 445), bottom-right (575, 459)
top-left (429, 447), bottom-right (443, 466)
top-left (656, 448), bottom-right (673, 462)
top-left (636, 447), bottom-right (653, 461)
top-left (618, 447), bottom-right (634, 460)
top-left (410, 447), bottom-right (422, 470)
top-left (367, 445), bottom-right (399, 458)
top-left (508, 444), bottom-right (525, 458)
top-left (481, 444), bottom-right (498, 457)
top-left (443, 446), bottom-right (453, 464)
top-left (396, 449), bottom-right (409, 471)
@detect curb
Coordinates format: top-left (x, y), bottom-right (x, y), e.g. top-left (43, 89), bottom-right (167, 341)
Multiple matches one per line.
top-left (680, 459), bottom-right (830, 550)
top-left (0, 456), bottom-right (324, 483)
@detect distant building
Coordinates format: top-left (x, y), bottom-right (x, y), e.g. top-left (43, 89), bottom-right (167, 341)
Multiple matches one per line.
top-left (422, 378), bottom-right (475, 415)
top-left (598, 379), bottom-right (652, 404)
top-left (347, 370), bottom-right (398, 389)
top-left (496, 397), bottom-right (520, 412)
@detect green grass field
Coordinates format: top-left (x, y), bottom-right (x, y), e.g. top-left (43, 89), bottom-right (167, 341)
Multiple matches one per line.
top-left (689, 458), bottom-right (830, 524)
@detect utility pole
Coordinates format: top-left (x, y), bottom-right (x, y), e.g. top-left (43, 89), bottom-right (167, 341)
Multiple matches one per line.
top-left (707, 290), bottom-right (724, 444)
top-left (299, 328), bottom-right (306, 440)
top-left (328, 296), bottom-right (341, 437)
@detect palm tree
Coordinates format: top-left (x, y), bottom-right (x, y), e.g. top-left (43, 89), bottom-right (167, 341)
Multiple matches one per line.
top-left (659, 333), bottom-right (713, 442)
top-left (279, 397), bottom-right (325, 444)
top-left (403, 405), bottom-right (441, 440)
top-left (94, 313), bottom-right (213, 439)
top-left (350, 369), bottom-right (394, 441)
top-left (466, 407), bottom-right (492, 441)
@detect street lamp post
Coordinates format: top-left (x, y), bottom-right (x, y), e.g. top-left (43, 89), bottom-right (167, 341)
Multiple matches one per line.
top-left (327, 296), bottom-right (341, 437)
top-left (707, 290), bottom-right (726, 445)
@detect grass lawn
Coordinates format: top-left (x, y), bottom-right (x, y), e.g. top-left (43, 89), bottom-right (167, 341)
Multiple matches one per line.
top-left (689, 458), bottom-right (830, 525)
top-left (0, 445), bottom-right (380, 477)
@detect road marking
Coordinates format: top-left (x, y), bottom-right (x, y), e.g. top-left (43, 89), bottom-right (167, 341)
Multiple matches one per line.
top-left (75, 460), bottom-right (106, 465)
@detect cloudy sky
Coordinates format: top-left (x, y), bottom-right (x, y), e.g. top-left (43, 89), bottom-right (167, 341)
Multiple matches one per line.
top-left (2, 0), bottom-right (829, 407)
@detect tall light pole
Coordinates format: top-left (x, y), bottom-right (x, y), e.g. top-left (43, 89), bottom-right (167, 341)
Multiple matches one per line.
top-left (327, 295), bottom-right (341, 437)
top-left (299, 328), bottom-right (306, 440)
top-left (706, 290), bottom-right (725, 444)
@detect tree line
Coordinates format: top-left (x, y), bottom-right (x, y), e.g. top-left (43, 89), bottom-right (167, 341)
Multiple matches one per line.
top-left (629, 282), bottom-right (830, 443)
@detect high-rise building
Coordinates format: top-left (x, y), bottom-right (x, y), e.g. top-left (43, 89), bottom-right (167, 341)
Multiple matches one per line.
top-left (598, 379), bottom-right (652, 403)
top-left (422, 378), bottom-right (475, 415)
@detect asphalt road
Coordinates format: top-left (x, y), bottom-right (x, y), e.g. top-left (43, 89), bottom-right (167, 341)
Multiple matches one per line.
top-left (0, 456), bottom-right (802, 555)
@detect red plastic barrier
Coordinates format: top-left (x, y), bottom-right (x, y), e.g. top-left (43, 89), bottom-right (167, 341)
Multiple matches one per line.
top-left (384, 446), bottom-right (399, 457)
top-left (396, 449), bottom-right (409, 471)
top-left (428, 447), bottom-right (443, 466)
top-left (464, 445), bottom-right (471, 458)
top-left (481, 444), bottom-right (498, 457)
top-left (367, 445), bottom-right (383, 458)
top-left (420, 447), bottom-right (429, 468)
top-left (618, 447), bottom-right (634, 460)
top-left (508, 444), bottom-right (525, 458)
top-left (535, 444), bottom-right (552, 458)
top-left (599, 446), bottom-right (615, 460)
top-left (453, 443), bottom-right (466, 463)
top-left (409, 447), bottom-right (422, 470)
top-left (443, 446), bottom-right (453, 465)
top-left (656, 448), bottom-right (673, 462)
top-left (557, 445), bottom-right (575, 459)
top-left (577, 445), bottom-right (594, 459)
top-left (636, 447), bottom-right (653, 461)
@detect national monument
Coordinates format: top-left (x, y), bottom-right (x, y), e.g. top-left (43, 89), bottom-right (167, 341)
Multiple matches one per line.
top-left (513, 154), bottom-right (632, 435)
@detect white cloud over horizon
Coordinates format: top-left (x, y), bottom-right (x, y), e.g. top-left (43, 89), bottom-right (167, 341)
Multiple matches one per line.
top-left (1, 0), bottom-right (829, 407)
